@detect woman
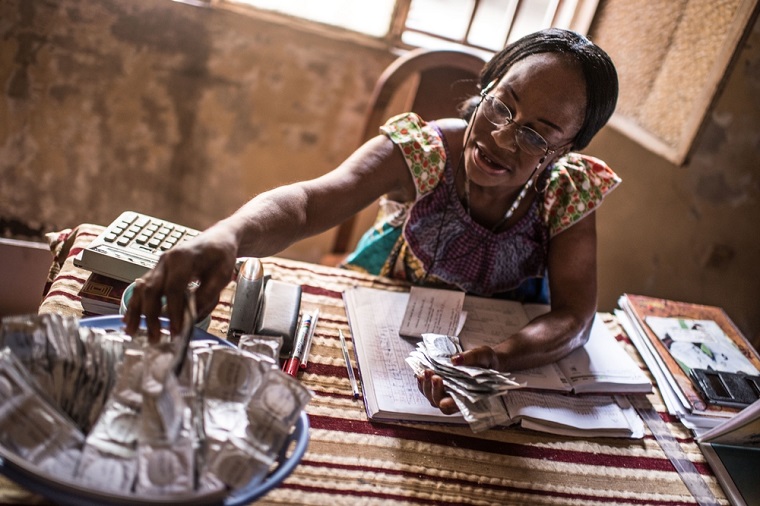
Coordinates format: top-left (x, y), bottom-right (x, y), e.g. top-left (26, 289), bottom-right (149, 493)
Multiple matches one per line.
top-left (125, 28), bottom-right (619, 415)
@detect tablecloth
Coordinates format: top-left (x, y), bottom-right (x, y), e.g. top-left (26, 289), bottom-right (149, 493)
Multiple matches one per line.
top-left (4, 223), bottom-right (729, 505)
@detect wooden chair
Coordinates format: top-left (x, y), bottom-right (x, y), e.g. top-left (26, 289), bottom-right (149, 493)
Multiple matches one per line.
top-left (321, 47), bottom-right (487, 266)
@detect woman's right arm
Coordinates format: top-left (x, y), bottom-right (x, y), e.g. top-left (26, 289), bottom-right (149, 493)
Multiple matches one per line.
top-left (125, 134), bottom-right (414, 340)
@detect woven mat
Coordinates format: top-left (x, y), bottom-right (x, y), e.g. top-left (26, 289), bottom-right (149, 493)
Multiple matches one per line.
top-left (3, 224), bottom-right (727, 505)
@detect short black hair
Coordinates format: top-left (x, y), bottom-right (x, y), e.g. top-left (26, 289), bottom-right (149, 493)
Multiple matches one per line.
top-left (462, 28), bottom-right (618, 151)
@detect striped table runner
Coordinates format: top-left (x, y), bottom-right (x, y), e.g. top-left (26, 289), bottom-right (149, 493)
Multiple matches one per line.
top-left (17, 224), bottom-right (728, 505)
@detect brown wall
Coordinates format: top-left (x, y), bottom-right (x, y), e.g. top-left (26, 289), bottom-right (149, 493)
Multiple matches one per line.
top-left (1, 0), bottom-right (758, 346)
top-left (589, 9), bottom-right (760, 346)
top-left (0, 0), bottom-right (394, 260)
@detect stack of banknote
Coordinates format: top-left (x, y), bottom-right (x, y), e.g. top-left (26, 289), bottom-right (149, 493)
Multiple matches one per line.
top-left (406, 333), bottom-right (523, 432)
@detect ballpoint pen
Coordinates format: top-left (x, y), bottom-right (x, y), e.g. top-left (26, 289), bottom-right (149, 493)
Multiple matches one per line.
top-left (339, 329), bottom-right (359, 399)
top-left (300, 307), bottom-right (319, 369)
top-left (283, 312), bottom-right (312, 377)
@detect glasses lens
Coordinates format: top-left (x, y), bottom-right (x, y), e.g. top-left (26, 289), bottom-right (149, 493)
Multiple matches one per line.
top-left (482, 95), bottom-right (510, 126)
top-left (481, 95), bottom-right (549, 156)
top-left (515, 128), bottom-right (548, 156)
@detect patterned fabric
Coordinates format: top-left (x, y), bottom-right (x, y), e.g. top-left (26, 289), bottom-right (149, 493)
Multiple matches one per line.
top-left (543, 153), bottom-right (622, 236)
top-left (21, 226), bottom-right (729, 506)
top-left (344, 113), bottom-right (621, 299)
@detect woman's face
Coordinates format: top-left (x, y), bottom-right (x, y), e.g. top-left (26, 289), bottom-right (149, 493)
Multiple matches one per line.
top-left (465, 52), bottom-right (587, 192)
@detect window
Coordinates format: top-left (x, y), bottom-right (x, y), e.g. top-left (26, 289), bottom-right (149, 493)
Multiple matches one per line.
top-left (220, 0), bottom-right (397, 38)
top-left (590, 0), bottom-right (758, 164)
top-left (219, 0), bottom-right (600, 54)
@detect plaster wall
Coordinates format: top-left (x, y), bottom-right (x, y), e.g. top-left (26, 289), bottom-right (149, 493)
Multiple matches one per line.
top-left (0, 0), bottom-right (393, 261)
top-left (589, 9), bottom-right (760, 346)
top-left (1, 0), bottom-right (758, 346)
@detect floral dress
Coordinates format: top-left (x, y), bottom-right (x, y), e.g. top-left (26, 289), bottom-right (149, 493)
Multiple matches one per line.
top-left (342, 113), bottom-right (621, 303)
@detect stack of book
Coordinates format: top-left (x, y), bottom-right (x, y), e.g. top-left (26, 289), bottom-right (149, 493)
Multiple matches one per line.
top-left (616, 294), bottom-right (760, 506)
top-left (78, 273), bottom-right (131, 315)
top-left (616, 294), bottom-right (760, 435)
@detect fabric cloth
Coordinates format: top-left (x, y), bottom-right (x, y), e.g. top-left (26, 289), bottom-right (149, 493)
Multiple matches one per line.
top-left (343, 112), bottom-right (621, 301)
top-left (15, 225), bottom-right (728, 506)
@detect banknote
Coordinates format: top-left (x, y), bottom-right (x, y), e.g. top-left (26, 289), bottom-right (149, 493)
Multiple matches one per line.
top-left (406, 333), bottom-right (522, 432)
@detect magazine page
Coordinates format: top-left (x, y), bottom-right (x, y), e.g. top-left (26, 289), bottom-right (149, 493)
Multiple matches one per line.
top-left (645, 316), bottom-right (760, 376)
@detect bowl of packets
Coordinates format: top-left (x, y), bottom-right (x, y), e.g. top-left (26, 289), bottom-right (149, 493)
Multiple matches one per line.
top-left (0, 312), bottom-right (311, 506)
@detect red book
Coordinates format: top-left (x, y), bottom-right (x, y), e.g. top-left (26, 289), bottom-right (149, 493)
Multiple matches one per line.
top-left (78, 273), bottom-right (130, 315)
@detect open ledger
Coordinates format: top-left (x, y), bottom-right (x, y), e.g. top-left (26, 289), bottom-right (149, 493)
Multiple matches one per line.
top-left (344, 286), bottom-right (650, 438)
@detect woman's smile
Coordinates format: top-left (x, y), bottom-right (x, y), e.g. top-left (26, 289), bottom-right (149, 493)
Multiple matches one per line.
top-left (471, 143), bottom-right (516, 182)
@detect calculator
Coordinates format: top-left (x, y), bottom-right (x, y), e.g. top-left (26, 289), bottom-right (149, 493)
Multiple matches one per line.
top-left (691, 368), bottom-right (760, 408)
top-left (74, 211), bottom-right (200, 282)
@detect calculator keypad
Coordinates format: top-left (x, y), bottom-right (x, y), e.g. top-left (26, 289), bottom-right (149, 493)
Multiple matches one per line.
top-left (102, 214), bottom-right (199, 256)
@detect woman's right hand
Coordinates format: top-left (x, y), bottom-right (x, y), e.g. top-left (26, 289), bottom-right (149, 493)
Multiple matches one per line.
top-left (123, 225), bottom-right (238, 341)
top-left (416, 345), bottom-right (501, 414)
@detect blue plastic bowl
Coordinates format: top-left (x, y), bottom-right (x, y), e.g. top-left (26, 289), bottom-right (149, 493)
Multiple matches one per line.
top-left (0, 315), bottom-right (309, 505)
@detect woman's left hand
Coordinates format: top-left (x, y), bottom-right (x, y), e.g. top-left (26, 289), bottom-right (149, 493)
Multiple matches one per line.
top-left (416, 345), bottom-right (500, 414)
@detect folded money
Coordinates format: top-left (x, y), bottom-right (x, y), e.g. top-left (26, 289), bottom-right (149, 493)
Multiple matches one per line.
top-left (406, 333), bottom-right (523, 432)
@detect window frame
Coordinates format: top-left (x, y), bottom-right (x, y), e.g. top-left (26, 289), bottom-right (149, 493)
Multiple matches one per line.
top-left (201, 0), bottom-right (600, 55)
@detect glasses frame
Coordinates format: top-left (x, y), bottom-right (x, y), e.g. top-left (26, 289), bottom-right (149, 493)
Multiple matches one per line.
top-left (478, 90), bottom-right (557, 158)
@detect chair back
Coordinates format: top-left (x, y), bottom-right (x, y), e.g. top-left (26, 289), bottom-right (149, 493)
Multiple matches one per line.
top-left (325, 48), bottom-right (487, 263)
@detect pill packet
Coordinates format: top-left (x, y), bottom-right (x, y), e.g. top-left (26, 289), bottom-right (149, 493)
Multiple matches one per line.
top-left (0, 314), bottom-right (57, 398)
top-left (2, 391), bottom-right (85, 475)
top-left (0, 349), bottom-right (85, 470)
top-left (202, 347), bottom-right (272, 478)
top-left (75, 441), bottom-right (139, 494)
top-left (74, 389), bottom-right (143, 494)
top-left (0, 348), bottom-right (35, 413)
top-left (141, 343), bottom-right (177, 398)
top-left (201, 433), bottom-right (274, 490)
top-left (140, 374), bottom-right (186, 444)
top-left (137, 338), bottom-right (200, 494)
top-left (76, 339), bottom-right (190, 494)
top-left (245, 368), bottom-right (313, 454)
top-left (203, 347), bottom-right (270, 438)
top-left (33, 429), bottom-right (85, 481)
top-left (76, 327), bottom-right (129, 431)
top-left (238, 334), bottom-right (283, 364)
top-left (39, 314), bottom-right (80, 409)
top-left (84, 399), bottom-right (141, 457)
top-left (56, 320), bottom-right (86, 421)
top-left (204, 347), bottom-right (268, 403)
top-left (135, 436), bottom-right (195, 495)
top-left (111, 348), bottom-right (145, 409)
top-left (141, 332), bottom-right (201, 448)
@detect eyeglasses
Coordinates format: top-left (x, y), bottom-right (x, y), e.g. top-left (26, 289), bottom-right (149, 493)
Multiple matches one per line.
top-left (479, 91), bottom-right (556, 158)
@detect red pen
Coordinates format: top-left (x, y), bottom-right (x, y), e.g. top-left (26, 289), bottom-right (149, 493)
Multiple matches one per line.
top-left (283, 312), bottom-right (312, 377)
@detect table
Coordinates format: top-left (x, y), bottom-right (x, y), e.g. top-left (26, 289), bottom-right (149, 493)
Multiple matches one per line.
top-left (6, 223), bottom-right (730, 505)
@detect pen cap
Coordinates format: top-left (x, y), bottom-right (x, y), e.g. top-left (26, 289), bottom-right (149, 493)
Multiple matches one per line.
top-left (227, 257), bottom-right (265, 342)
